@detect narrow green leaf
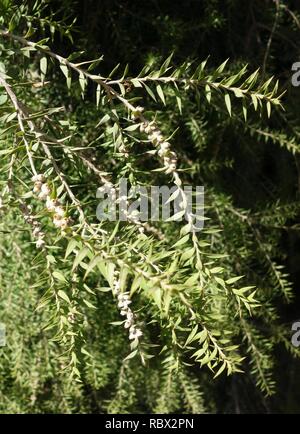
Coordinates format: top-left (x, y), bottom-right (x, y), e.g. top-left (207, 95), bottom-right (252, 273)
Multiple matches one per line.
top-left (213, 361), bottom-right (227, 378)
top-left (266, 101), bottom-right (271, 118)
top-left (143, 82), bottom-right (157, 101)
top-left (57, 289), bottom-right (71, 304)
top-left (52, 271), bottom-right (67, 283)
top-left (172, 234), bottom-right (190, 248)
top-left (225, 93), bottom-right (231, 116)
top-left (83, 299), bottom-right (97, 309)
top-left (72, 247), bottom-right (90, 271)
top-left (156, 84), bottom-right (166, 105)
top-left (65, 239), bottom-right (78, 259)
top-left (84, 255), bottom-right (102, 279)
top-left (0, 94), bottom-right (8, 105)
top-left (40, 57), bottom-right (47, 82)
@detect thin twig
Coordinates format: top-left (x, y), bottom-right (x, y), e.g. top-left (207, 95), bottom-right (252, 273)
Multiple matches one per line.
top-left (0, 72), bottom-right (37, 175)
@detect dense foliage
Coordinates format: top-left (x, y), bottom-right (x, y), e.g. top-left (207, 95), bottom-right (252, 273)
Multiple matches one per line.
top-left (0, 0), bottom-right (300, 413)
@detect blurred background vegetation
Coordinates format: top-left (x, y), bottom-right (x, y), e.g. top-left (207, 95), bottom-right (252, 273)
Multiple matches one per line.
top-left (1, 0), bottom-right (300, 413)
